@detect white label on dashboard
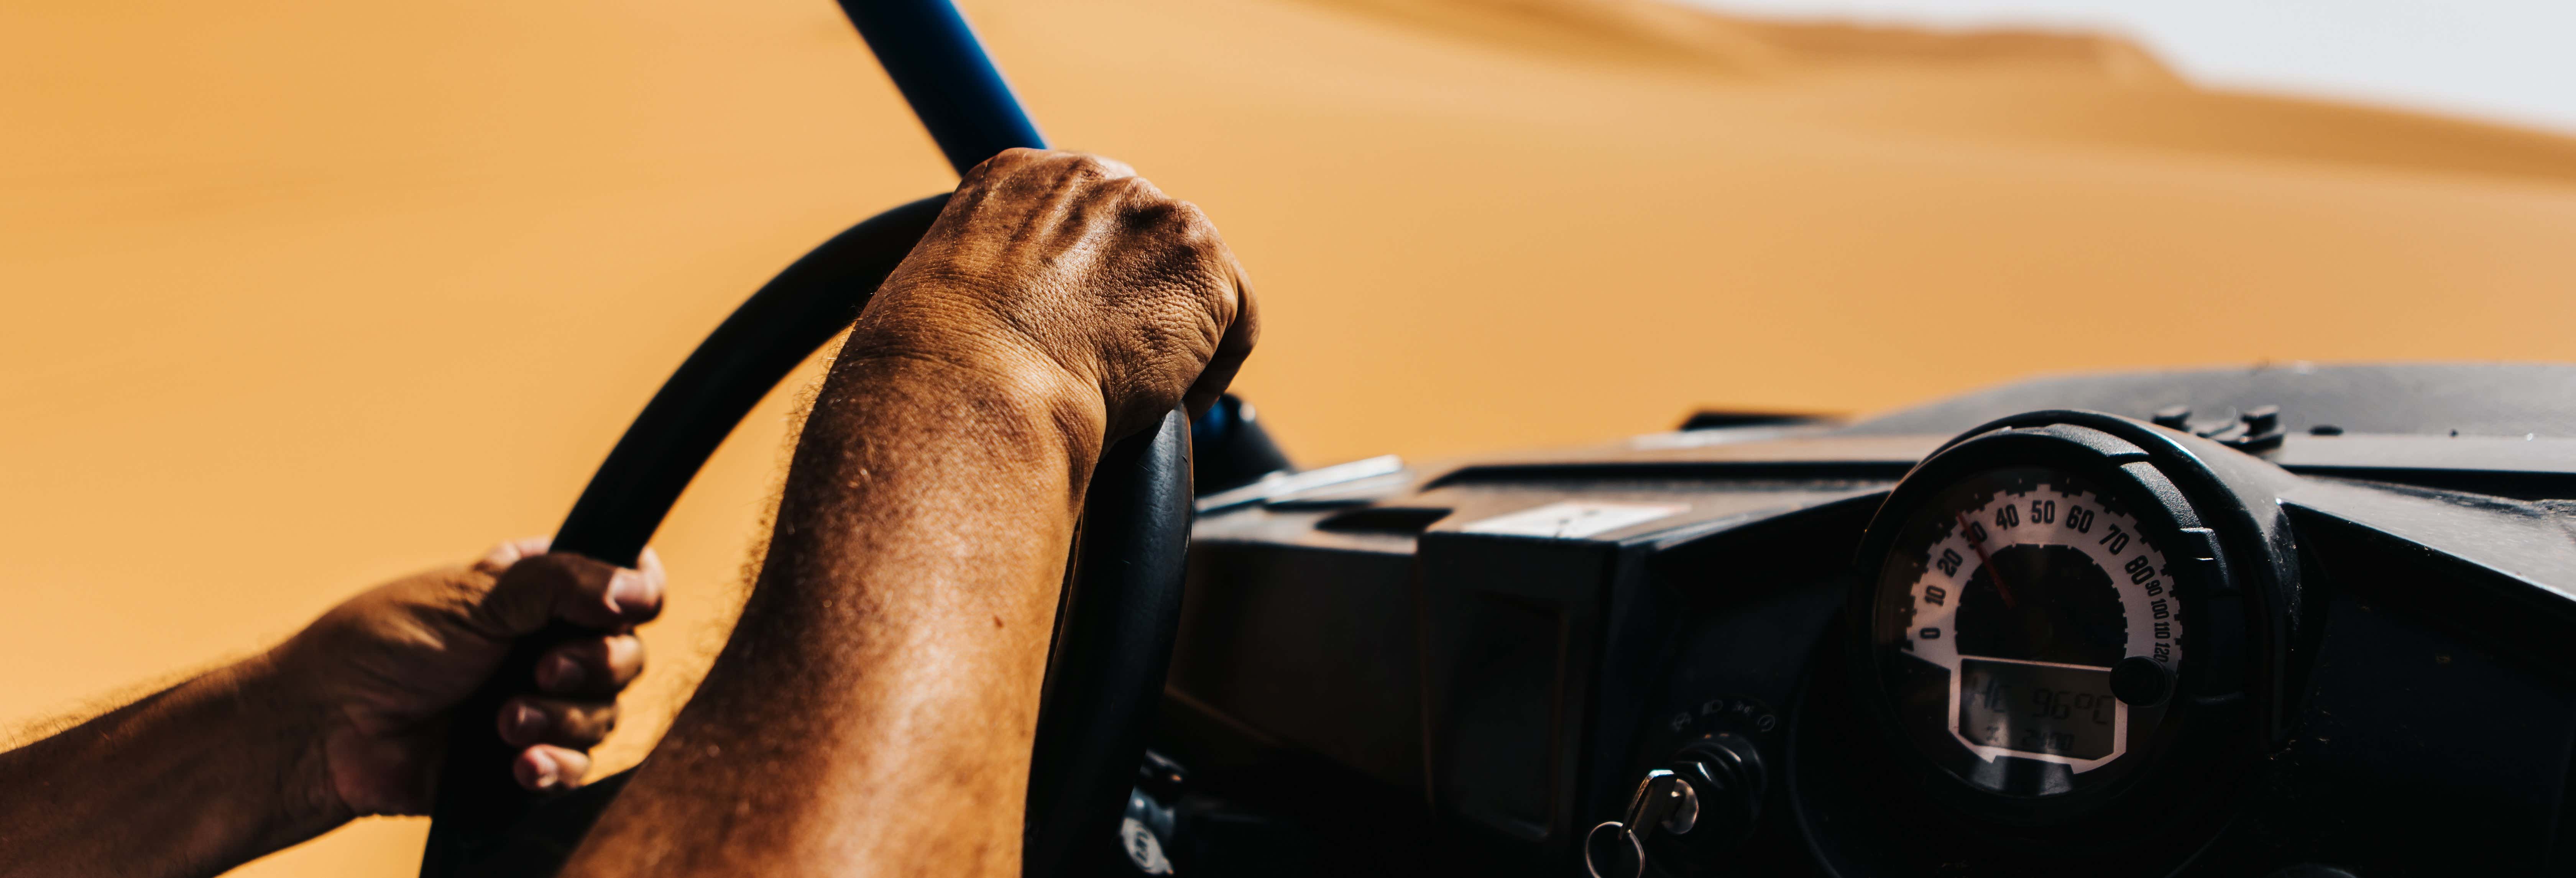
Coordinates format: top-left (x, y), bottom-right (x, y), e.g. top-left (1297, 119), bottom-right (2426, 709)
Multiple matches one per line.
top-left (1459, 502), bottom-right (1687, 539)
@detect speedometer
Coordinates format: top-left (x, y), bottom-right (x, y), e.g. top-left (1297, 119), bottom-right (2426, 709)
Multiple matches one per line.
top-left (1804, 414), bottom-right (2286, 871)
top-left (1869, 465), bottom-right (2182, 798)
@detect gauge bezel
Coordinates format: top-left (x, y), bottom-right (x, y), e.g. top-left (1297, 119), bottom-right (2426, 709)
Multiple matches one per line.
top-left (1846, 421), bottom-right (2234, 826)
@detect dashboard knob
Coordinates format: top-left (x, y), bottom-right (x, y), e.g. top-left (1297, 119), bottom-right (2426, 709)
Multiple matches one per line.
top-left (2112, 655), bottom-right (2175, 706)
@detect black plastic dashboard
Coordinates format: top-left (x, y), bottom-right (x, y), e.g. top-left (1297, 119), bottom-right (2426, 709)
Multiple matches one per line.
top-left (1138, 364), bottom-right (2576, 878)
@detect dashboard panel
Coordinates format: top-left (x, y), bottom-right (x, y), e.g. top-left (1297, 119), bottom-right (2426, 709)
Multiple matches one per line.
top-left (1143, 364), bottom-right (2576, 877)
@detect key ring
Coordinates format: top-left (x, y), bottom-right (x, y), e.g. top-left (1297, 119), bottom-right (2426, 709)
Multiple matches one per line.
top-left (1583, 820), bottom-right (1646, 878)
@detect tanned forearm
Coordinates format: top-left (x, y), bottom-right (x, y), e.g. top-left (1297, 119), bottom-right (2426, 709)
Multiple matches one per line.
top-left (560, 149), bottom-right (1252, 877)
top-left (563, 347), bottom-right (1102, 875)
top-left (0, 656), bottom-right (339, 878)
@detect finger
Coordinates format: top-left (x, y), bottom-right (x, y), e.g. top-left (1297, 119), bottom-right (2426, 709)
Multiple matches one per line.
top-left (636, 546), bottom-right (665, 588)
top-left (473, 552), bottom-right (663, 637)
top-left (536, 634), bottom-right (647, 696)
top-left (514, 744), bottom-right (594, 793)
top-left (499, 696), bottom-right (621, 750)
top-left (1184, 257), bottom-right (1260, 421)
top-left (472, 536), bottom-right (554, 576)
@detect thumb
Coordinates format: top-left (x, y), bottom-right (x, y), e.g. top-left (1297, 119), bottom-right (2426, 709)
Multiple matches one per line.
top-left (470, 551), bottom-right (663, 638)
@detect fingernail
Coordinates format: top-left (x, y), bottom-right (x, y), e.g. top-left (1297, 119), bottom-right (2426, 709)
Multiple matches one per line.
top-left (541, 654), bottom-right (585, 692)
top-left (513, 703), bottom-right (547, 741)
top-left (521, 751), bottom-right (560, 790)
top-left (605, 570), bottom-right (652, 614)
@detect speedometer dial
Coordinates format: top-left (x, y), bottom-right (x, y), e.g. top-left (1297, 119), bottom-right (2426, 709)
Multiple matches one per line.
top-left (1814, 415), bottom-right (2271, 868)
top-left (1871, 465), bottom-right (2181, 798)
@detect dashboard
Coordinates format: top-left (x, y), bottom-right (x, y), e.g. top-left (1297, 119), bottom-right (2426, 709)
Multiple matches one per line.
top-left (1139, 364), bottom-right (2576, 877)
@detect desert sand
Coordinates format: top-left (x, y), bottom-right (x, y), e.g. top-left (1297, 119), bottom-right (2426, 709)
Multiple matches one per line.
top-left (0, 0), bottom-right (2570, 873)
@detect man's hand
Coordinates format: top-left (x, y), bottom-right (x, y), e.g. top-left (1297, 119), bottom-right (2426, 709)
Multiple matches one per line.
top-left (854, 148), bottom-right (1260, 445)
top-left (0, 539), bottom-right (664, 877)
top-left (270, 538), bottom-right (664, 816)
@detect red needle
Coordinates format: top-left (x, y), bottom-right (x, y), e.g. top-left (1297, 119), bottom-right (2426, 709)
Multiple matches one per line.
top-left (1958, 511), bottom-right (2019, 610)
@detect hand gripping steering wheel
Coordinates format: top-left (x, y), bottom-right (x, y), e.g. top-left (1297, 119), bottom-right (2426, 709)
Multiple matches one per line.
top-left (416, 3), bottom-right (1193, 875)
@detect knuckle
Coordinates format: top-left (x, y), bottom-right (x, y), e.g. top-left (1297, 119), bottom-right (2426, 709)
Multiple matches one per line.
top-left (1101, 176), bottom-right (1157, 210)
top-left (1102, 169), bottom-right (1156, 192)
top-left (1107, 174), bottom-right (1168, 203)
top-left (1063, 151), bottom-right (1133, 179)
top-left (426, 565), bottom-right (495, 607)
top-left (569, 709), bottom-right (614, 743)
top-left (512, 552), bottom-right (580, 586)
top-left (1130, 197), bottom-right (1224, 255)
top-left (980, 147), bottom-right (1045, 175)
top-left (454, 577), bottom-right (526, 637)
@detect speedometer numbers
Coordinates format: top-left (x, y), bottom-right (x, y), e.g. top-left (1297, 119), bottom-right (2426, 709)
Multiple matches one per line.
top-left (1875, 466), bottom-right (2182, 798)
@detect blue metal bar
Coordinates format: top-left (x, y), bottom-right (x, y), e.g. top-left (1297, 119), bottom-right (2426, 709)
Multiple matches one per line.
top-left (836, 0), bottom-right (1047, 174)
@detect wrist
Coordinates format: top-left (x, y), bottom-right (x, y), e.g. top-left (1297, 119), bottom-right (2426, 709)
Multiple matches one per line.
top-left (225, 648), bottom-right (355, 832)
top-left (835, 322), bottom-right (1111, 471)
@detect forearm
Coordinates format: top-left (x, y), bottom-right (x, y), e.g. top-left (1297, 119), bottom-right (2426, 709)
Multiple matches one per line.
top-left (564, 344), bottom-right (1104, 876)
top-left (0, 653), bottom-right (341, 878)
top-left (564, 147), bottom-right (1245, 875)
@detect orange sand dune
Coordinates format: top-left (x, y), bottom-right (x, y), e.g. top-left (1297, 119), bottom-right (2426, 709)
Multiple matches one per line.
top-left (0, 0), bottom-right (2571, 874)
top-left (1312, 0), bottom-right (2182, 80)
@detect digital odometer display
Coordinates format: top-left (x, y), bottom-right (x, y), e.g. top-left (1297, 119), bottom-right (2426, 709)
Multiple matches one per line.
top-left (1958, 658), bottom-right (2118, 760)
top-left (1871, 465), bottom-right (2183, 797)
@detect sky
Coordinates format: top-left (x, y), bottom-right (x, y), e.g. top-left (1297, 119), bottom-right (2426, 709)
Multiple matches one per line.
top-left (1686, 0), bottom-right (2576, 135)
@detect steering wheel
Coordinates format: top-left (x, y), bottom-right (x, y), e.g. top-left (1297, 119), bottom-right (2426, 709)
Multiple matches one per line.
top-left (414, 3), bottom-right (1194, 876)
